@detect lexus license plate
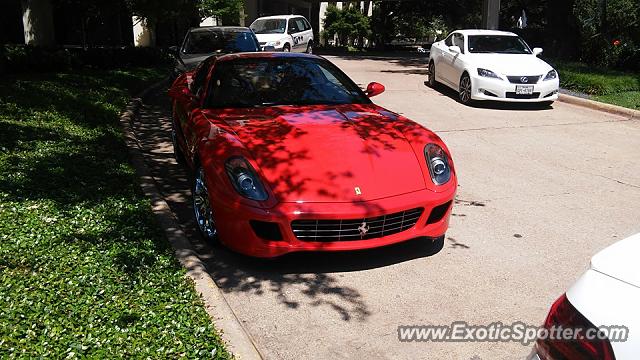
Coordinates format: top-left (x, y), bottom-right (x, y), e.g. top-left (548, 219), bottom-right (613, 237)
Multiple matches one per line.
top-left (515, 85), bottom-right (534, 95)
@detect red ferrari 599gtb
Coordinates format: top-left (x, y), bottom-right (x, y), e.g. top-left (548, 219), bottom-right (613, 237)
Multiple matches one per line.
top-left (168, 52), bottom-right (456, 257)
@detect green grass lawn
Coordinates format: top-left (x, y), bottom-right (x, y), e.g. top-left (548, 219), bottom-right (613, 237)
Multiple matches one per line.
top-left (549, 60), bottom-right (640, 110)
top-left (0, 69), bottom-right (231, 359)
top-left (593, 91), bottom-right (640, 110)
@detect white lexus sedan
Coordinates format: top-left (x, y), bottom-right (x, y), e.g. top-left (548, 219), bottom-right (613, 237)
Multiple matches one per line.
top-left (528, 233), bottom-right (639, 359)
top-left (428, 30), bottom-right (559, 104)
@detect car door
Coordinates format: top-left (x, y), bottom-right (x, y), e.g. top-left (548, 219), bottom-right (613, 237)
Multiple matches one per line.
top-left (296, 17), bottom-right (313, 50)
top-left (449, 33), bottom-right (468, 85)
top-left (287, 18), bottom-right (303, 52)
top-left (171, 59), bottom-right (212, 162)
top-left (436, 33), bottom-right (457, 87)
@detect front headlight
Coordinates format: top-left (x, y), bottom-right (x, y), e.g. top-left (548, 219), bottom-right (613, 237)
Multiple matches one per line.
top-left (477, 68), bottom-right (501, 79)
top-left (543, 69), bottom-right (557, 81)
top-left (265, 41), bottom-right (281, 47)
top-left (224, 156), bottom-right (268, 201)
top-left (424, 144), bottom-right (451, 185)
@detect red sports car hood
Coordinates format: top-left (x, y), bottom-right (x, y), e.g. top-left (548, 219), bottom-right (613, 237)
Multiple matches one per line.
top-left (206, 104), bottom-right (428, 203)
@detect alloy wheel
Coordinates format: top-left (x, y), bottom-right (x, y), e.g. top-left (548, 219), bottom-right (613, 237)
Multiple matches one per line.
top-left (428, 62), bottom-right (435, 87)
top-left (193, 167), bottom-right (217, 240)
top-left (459, 75), bottom-right (472, 104)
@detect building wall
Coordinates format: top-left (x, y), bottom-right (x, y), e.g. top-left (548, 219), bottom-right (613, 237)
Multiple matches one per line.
top-left (1, 0), bottom-right (25, 44)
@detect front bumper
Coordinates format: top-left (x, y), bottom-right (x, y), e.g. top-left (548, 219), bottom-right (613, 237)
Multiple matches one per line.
top-left (211, 185), bottom-right (456, 258)
top-left (259, 43), bottom-right (286, 52)
top-left (470, 75), bottom-right (560, 102)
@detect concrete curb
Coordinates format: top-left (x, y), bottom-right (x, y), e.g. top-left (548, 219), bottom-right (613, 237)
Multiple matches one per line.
top-left (119, 78), bottom-right (264, 360)
top-left (558, 93), bottom-right (640, 119)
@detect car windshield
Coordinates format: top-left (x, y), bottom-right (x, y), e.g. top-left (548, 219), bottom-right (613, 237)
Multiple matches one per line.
top-left (182, 30), bottom-right (259, 54)
top-left (250, 19), bottom-right (286, 34)
top-left (467, 35), bottom-right (532, 54)
top-left (205, 57), bottom-right (371, 108)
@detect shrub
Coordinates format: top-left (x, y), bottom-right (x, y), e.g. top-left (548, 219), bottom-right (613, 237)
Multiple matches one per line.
top-left (1, 45), bottom-right (172, 74)
top-left (573, 0), bottom-right (640, 69)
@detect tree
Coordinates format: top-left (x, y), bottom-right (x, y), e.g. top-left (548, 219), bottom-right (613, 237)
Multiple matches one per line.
top-left (323, 4), bottom-right (370, 47)
top-left (573, 0), bottom-right (639, 67)
top-left (370, 0), bottom-right (481, 48)
top-left (125, 0), bottom-right (197, 25)
top-left (198, 0), bottom-right (244, 24)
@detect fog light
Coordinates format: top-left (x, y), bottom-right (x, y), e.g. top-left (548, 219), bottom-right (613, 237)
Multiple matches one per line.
top-left (250, 221), bottom-right (283, 241)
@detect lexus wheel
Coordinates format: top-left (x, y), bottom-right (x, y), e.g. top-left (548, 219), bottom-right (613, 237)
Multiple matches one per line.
top-left (193, 166), bottom-right (217, 241)
top-left (427, 61), bottom-right (436, 87)
top-left (459, 73), bottom-right (473, 105)
top-left (306, 42), bottom-right (313, 54)
top-left (283, 44), bottom-right (291, 52)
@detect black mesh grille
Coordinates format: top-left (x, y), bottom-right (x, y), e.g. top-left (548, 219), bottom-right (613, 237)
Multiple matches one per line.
top-left (506, 75), bottom-right (541, 84)
top-left (291, 208), bottom-right (424, 242)
top-left (506, 92), bottom-right (541, 99)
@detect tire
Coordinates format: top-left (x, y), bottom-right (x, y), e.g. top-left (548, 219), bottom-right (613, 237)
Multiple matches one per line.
top-left (171, 122), bottom-right (185, 165)
top-left (427, 61), bottom-right (436, 87)
top-left (192, 166), bottom-right (218, 242)
top-left (458, 72), bottom-right (473, 105)
top-left (306, 41), bottom-right (313, 54)
top-left (283, 44), bottom-right (291, 52)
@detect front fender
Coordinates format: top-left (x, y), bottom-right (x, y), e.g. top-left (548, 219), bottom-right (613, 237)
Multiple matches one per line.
top-left (394, 117), bottom-right (457, 193)
top-left (197, 128), bottom-right (279, 210)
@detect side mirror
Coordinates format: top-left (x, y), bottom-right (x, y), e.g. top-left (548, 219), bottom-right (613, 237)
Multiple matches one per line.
top-left (448, 45), bottom-right (461, 54)
top-left (532, 47), bottom-right (543, 56)
top-left (365, 82), bottom-right (385, 98)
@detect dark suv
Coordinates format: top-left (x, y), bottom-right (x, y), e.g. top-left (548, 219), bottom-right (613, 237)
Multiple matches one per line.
top-left (170, 26), bottom-right (260, 76)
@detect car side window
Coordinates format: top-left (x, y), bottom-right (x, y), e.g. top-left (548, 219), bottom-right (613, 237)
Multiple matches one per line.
top-left (295, 19), bottom-right (307, 33)
top-left (288, 19), bottom-right (300, 34)
top-left (302, 18), bottom-right (311, 31)
top-left (444, 34), bottom-right (454, 47)
top-left (453, 34), bottom-right (465, 53)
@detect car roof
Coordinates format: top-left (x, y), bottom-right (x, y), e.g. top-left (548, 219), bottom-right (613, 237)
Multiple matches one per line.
top-left (215, 52), bottom-right (321, 62)
top-left (453, 29), bottom-right (519, 37)
top-left (253, 15), bottom-right (307, 21)
top-left (189, 26), bottom-right (252, 33)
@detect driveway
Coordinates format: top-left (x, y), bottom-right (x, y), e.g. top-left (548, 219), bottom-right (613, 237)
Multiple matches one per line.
top-left (135, 55), bottom-right (640, 360)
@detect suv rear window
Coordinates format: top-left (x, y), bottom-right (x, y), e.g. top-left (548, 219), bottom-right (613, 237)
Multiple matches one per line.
top-left (182, 30), bottom-right (259, 54)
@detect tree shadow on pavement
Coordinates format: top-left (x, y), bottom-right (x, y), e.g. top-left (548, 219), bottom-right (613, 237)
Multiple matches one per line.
top-left (136, 90), bottom-right (445, 322)
top-left (323, 53), bottom-right (429, 69)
